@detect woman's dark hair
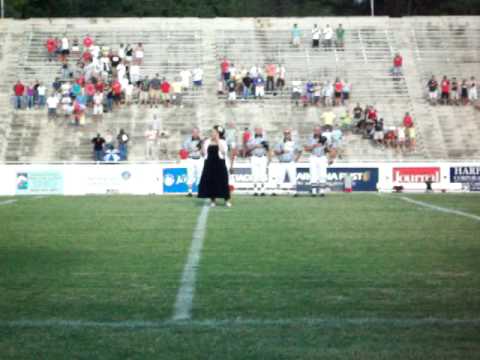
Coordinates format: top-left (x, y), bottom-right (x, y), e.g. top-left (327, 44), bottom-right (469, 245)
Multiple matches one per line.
top-left (214, 125), bottom-right (225, 139)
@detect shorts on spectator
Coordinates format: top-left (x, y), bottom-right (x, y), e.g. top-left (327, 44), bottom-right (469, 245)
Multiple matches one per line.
top-left (374, 131), bottom-right (384, 141)
top-left (292, 92), bottom-right (301, 100)
top-left (451, 91), bottom-right (459, 100)
top-left (428, 91), bottom-right (438, 99)
top-left (342, 92), bottom-right (350, 100)
top-left (228, 91), bottom-right (236, 101)
top-left (161, 93), bottom-right (170, 102)
top-left (441, 92), bottom-right (449, 100)
top-left (93, 105), bottom-right (103, 115)
top-left (48, 108), bottom-right (57, 116)
top-left (194, 80), bottom-right (203, 86)
top-left (334, 91), bottom-right (341, 98)
top-left (292, 37), bottom-right (301, 46)
top-left (149, 89), bottom-right (161, 101)
top-left (312, 39), bottom-right (319, 47)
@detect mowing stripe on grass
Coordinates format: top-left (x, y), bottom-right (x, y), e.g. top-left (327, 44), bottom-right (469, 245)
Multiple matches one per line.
top-left (0, 199), bottom-right (16, 206)
top-left (172, 205), bottom-right (210, 321)
top-left (1, 317), bottom-right (480, 329)
top-left (401, 196), bottom-right (480, 222)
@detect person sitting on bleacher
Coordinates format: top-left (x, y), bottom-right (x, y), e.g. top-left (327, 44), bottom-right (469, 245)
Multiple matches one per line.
top-left (83, 34), bottom-right (94, 51)
top-left (192, 66), bottom-right (203, 87)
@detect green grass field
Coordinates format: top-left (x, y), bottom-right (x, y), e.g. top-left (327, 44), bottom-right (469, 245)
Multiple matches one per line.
top-left (0, 194), bottom-right (479, 359)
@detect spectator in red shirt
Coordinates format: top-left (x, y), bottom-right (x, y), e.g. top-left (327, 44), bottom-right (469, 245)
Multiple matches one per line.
top-left (95, 81), bottom-right (105, 93)
top-left (334, 78), bottom-right (343, 106)
top-left (392, 53), bottom-right (403, 77)
top-left (82, 51), bottom-right (92, 64)
top-left (83, 35), bottom-right (94, 49)
top-left (440, 75), bottom-right (450, 105)
top-left (112, 80), bottom-right (122, 105)
top-left (161, 78), bottom-right (171, 107)
top-left (45, 37), bottom-right (57, 62)
top-left (403, 112), bottom-right (413, 128)
top-left (13, 80), bottom-right (25, 109)
top-left (241, 127), bottom-right (252, 157)
top-left (221, 58), bottom-right (230, 81)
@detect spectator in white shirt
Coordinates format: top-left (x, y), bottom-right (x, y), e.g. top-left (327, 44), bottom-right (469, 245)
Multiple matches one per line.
top-left (192, 67), bottom-right (203, 87)
top-left (180, 69), bottom-right (192, 90)
top-left (323, 24), bottom-right (333, 49)
top-left (46, 94), bottom-right (59, 119)
top-left (134, 43), bottom-right (144, 65)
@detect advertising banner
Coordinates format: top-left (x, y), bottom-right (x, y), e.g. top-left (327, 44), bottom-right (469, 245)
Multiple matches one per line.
top-left (296, 167), bottom-right (379, 192)
top-left (450, 166), bottom-right (480, 191)
top-left (15, 171), bottom-right (64, 195)
top-left (392, 167), bottom-right (441, 183)
top-left (163, 167), bottom-right (192, 193)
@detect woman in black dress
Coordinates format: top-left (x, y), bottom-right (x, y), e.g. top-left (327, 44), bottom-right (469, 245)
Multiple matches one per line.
top-left (198, 125), bottom-right (231, 207)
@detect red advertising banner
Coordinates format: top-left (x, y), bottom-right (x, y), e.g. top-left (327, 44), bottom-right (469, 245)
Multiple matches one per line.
top-left (393, 167), bottom-right (441, 183)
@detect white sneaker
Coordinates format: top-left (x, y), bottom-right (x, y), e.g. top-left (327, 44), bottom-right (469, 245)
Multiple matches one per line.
top-left (210, 201), bottom-right (216, 208)
top-left (225, 201), bottom-right (232, 208)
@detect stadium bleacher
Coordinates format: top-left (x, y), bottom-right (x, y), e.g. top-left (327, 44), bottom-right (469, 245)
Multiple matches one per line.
top-left (0, 16), bottom-right (478, 162)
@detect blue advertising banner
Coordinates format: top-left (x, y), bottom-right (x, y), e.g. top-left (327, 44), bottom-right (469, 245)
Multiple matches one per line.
top-left (450, 166), bottom-right (480, 191)
top-left (163, 167), bottom-right (198, 193)
top-left (450, 166), bottom-right (480, 183)
top-left (296, 167), bottom-right (379, 192)
top-left (16, 171), bottom-right (64, 195)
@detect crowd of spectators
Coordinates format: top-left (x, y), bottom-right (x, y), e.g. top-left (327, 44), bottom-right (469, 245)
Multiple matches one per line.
top-left (426, 75), bottom-right (478, 105)
top-left (351, 103), bottom-right (416, 152)
top-left (12, 34), bottom-right (204, 119)
top-left (91, 129), bottom-right (130, 162)
top-left (291, 23), bottom-right (345, 50)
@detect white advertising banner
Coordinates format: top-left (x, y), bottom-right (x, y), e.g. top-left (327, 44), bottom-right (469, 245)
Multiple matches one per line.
top-left (0, 161), bottom-right (479, 195)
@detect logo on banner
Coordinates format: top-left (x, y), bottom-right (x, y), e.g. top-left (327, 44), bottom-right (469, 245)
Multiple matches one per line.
top-left (163, 168), bottom-right (194, 193)
top-left (231, 167), bottom-right (252, 183)
top-left (295, 167), bottom-right (378, 192)
top-left (16, 173), bottom-right (29, 190)
top-left (393, 167), bottom-right (440, 183)
top-left (15, 171), bottom-right (63, 195)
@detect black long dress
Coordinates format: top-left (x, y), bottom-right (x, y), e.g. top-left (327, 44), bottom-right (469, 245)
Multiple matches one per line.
top-left (198, 144), bottom-right (230, 200)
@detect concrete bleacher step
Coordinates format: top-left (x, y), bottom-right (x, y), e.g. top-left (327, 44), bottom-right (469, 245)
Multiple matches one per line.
top-left (1, 16), bottom-right (480, 162)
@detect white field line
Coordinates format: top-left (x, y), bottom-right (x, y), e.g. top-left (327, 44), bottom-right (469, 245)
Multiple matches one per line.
top-left (400, 196), bottom-right (480, 222)
top-left (1, 317), bottom-right (479, 329)
top-left (0, 199), bottom-right (16, 206)
top-left (172, 204), bottom-right (210, 321)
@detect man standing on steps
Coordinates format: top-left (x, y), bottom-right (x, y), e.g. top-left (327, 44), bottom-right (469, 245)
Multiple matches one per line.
top-left (248, 127), bottom-right (271, 196)
top-left (13, 80), bottom-right (25, 110)
top-left (311, 24), bottom-right (321, 48)
top-left (305, 126), bottom-right (331, 197)
top-left (183, 128), bottom-right (204, 197)
top-left (392, 52), bottom-right (403, 78)
top-left (273, 129), bottom-right (302, 196)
